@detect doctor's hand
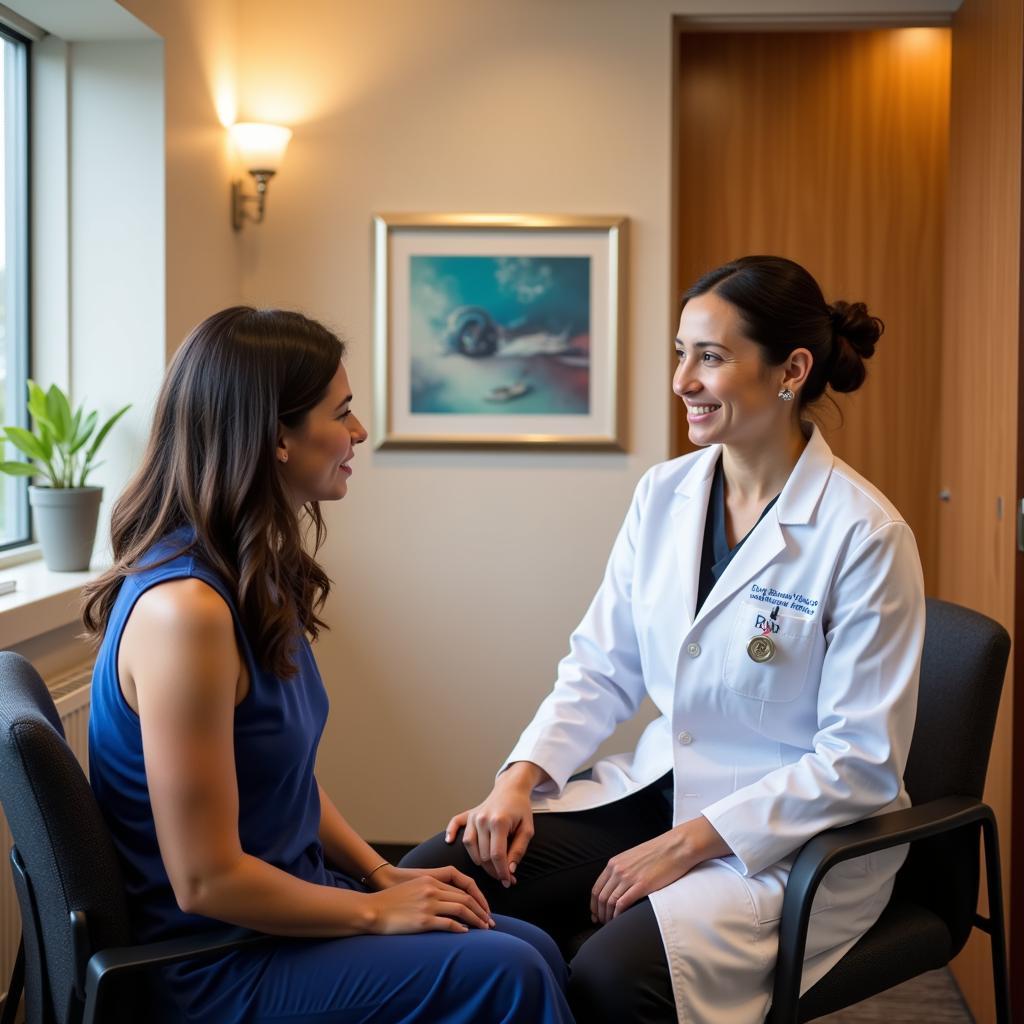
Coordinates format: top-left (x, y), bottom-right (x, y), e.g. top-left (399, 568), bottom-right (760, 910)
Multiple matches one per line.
top-left (444, 761), bottom-right (549, 888)
top-left (590, 814), bottom-right (732, 924)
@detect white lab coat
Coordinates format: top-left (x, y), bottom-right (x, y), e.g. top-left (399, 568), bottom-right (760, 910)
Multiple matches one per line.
top-left (502, 422), bottom-right (925, 1024)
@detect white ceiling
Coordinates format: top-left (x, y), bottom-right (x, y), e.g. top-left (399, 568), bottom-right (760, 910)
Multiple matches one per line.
top-left (3, 0), bottom-right (154, 41)
top-left (3, 0), bottom-right (966, 44)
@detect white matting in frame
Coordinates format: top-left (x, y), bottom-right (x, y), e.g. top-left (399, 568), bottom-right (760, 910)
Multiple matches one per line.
top-left (373, 214), bottom-right (628, 450)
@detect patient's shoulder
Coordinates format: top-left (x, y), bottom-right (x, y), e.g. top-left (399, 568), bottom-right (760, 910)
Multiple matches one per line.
top-left (129, 576), bottom-right (234, 638)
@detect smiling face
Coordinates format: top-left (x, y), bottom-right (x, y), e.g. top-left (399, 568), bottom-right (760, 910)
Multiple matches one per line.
top-left (673, 290), bottom-right (810, 449)
top-left (277, 363), bottom-right (367, 506)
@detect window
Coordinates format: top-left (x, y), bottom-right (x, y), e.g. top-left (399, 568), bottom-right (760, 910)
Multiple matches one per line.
top-left (0, 26), bottom-right (28, 549)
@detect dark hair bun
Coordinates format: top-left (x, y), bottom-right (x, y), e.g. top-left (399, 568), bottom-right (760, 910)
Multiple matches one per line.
top-left (826, 301), bottom-right (884, 393)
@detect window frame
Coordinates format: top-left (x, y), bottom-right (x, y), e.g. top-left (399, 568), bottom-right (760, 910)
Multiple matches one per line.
top-left (0, 22), bottom-right (31, 553)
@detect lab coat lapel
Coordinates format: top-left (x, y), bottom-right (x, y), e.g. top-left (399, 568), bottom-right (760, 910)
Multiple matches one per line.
top-left (670, 446), bottom-right (720, 627)
top-left (692, 511), bottom-right (786, 629)
top-left (691, 423), bottom-right (834, 629)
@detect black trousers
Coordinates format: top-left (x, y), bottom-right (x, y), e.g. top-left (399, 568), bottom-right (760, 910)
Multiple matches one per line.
top-left (400, 775), bottom-right (679, 1024)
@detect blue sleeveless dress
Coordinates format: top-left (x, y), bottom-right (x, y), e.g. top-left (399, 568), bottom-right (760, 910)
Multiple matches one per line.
top-left (89, 529), bottom-right (573, 1024)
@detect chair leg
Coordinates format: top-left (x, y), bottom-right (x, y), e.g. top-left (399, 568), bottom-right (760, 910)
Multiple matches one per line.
top-left (1, 938), bottom-right (24, 1024)
top-left (980, 816), bottom-right (1011, 1024)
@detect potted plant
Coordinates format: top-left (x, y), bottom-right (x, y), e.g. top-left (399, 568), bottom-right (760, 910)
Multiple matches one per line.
top-left (0, 381), bottom-right (130, 571)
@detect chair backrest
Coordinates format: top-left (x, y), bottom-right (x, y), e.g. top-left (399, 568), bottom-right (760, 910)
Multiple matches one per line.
top-left (0, 652), bottom-right (133, 1024)
top-left (905, 598), bottom-right (1010, 804)
top-left (896, 597), bottom-right (1010, 953)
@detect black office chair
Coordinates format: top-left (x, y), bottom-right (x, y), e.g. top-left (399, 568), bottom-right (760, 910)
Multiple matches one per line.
top-left (768, 597), bottom-right (1011, 1022)
top-left (0, 651), bottom-right (269, 1024)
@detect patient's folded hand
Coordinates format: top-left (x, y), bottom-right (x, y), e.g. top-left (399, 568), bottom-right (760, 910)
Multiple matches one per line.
top-left (365, 866), bottom-right (495, 934)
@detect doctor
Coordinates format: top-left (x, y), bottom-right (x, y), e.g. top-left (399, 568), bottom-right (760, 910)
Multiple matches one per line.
top-left (402, 255), bottom-right (925, 1024)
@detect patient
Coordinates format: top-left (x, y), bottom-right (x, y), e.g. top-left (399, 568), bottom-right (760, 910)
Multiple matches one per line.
top-left (83, 307), bottom-right (573, 1023)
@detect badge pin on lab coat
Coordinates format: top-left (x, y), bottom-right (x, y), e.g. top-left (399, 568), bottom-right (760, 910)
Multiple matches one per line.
top-left (747, 605), bottom-right (780, 663)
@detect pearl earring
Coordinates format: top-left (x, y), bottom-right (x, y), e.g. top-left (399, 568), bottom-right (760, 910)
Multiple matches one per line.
top-left (778, 388), bottom-right (794, 402)
top-left (278, 452), bottom-right (289, 463)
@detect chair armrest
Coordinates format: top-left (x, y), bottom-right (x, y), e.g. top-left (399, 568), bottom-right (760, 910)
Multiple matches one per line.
top-left (82, 926), bottom-right (271, 1024)
top-left (770, 795), bottom-right (993, 1023)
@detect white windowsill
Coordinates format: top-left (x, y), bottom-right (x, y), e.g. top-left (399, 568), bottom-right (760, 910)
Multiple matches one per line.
top-left (0, 542), bottom-right (44, 569)
top-left (0, 556), bottom-right (105, 648)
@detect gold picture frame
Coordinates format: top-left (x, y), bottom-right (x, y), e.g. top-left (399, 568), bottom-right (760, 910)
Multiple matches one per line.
top-left (373, 213), bottom-right (628, 450)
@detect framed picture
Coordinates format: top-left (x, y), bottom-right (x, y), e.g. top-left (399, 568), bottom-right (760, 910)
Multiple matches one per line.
top-left (373, 213), bottom-right (628, 450)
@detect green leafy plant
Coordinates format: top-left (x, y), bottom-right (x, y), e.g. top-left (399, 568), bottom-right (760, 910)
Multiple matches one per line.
top-left (0, 381), bottom-right (130, 488)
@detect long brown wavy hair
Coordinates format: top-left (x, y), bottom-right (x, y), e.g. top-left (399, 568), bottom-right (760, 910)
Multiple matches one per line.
top-left (82, 306), bottom-right (345, 678)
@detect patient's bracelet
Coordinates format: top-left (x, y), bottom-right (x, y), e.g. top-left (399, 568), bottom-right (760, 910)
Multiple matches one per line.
top-left (360, 860), bottom-right (391, 885)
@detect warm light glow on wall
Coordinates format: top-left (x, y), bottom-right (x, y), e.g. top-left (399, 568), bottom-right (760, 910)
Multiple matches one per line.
top-left (893, 27), bottom-right (947, 53)
top-left (215, 83), bottom-right (237, 129)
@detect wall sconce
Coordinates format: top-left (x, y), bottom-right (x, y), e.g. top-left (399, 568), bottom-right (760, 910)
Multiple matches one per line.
top-left (230, 122), bottom-right (292, 231)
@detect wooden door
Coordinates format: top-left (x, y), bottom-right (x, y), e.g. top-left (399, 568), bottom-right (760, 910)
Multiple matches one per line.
top-left (674, 28), bottom-right (951, 593)
top-left (939, 0), bottom-right (1022, 1019)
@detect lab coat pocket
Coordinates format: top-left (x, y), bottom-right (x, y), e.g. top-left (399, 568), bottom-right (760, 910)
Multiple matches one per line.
top-left (723, 601), bottom-right (818, 703)
top-left (722, 858), bottom-right (833, 930)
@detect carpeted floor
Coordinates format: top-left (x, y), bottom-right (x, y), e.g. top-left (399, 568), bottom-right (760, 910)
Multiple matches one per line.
top-left (817, 968), bottom-right (972, 1022)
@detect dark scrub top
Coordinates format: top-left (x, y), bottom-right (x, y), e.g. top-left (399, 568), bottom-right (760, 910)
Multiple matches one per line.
top-left (660, 455), bottom-right (781, 807)
top-left (696, 455), bottom-right (781, 616)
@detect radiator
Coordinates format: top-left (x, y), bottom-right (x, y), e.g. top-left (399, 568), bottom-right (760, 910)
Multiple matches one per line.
top-left (0, 667), bottom-right (92, 1010)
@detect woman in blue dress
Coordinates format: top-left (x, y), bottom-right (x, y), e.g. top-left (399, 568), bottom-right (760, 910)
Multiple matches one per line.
top-left (83, 307), bottom-right (574, 1024)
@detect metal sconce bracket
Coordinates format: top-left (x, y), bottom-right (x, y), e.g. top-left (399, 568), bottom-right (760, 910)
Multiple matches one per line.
top-left (231, 170), bottom-right (276, 231)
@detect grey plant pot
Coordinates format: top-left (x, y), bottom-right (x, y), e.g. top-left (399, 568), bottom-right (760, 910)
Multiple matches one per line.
top-left (28, 485), bottom-right (103, 572)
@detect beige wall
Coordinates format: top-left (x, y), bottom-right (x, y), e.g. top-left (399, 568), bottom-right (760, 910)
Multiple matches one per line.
top-left (118, 0), bottom-right (242, 358)
top-left (116, 0), bottom-right (964, 843)
top-left (67, 39), bottom-right (166, 553)
top-left (236, 0), bottom-right (676, 842)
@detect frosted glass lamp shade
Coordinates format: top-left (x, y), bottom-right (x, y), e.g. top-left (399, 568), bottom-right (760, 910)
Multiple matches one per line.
top-left (230, 122), bottom-right (292, 174)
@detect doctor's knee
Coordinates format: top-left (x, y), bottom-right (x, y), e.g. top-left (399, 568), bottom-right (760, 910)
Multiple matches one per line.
top-left (399, 828), bottom-right (472, 871)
